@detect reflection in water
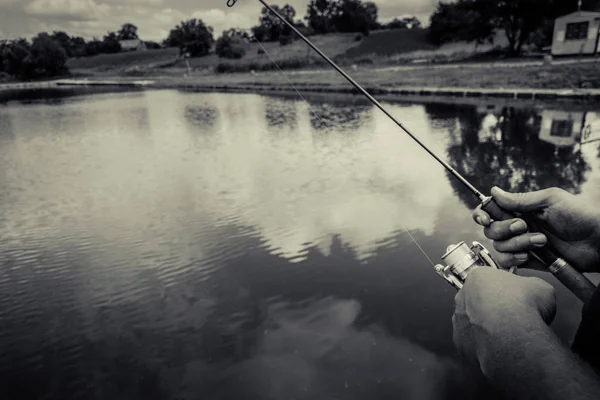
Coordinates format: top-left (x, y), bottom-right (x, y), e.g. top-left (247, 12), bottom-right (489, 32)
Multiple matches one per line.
top-left (426, 104), bottom-right (592, 209)
top-left (0, 89), bottom-right (598, 399)
top-left (306, 98), bottom-right (373, 133)
top-left (265, 98), bottom-right (298, 131)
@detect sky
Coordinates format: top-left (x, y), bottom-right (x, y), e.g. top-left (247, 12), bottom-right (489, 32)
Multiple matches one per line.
top-left (0, 0), bottom-right (438, 42)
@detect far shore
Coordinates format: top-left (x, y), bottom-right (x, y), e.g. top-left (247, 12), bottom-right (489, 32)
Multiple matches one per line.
top-left (3, 58), bottom-right (600, 103)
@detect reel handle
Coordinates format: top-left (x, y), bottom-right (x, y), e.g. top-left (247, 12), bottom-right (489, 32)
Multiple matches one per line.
top-left (481, 197), bottom-right (596, 303)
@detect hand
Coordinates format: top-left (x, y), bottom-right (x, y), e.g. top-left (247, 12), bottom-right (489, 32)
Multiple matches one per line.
top-left (453, 268), bottom-right (556, 366)
top-left (472, 187), bottom-right (600, 272)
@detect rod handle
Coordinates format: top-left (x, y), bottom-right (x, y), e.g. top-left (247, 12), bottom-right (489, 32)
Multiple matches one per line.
top-left (481, 197), bottom-right (596, 303)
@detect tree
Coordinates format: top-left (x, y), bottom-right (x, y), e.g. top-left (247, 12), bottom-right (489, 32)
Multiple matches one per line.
top-left (425, 104), bottom-right (591, 210)
top-left (101, 32), bottom-right (122, 54)
top-left (0, 41), bottom-right (5, 73)
top-left (2, 39), bottom-right (35, 79)
top-left (487, 0), bottom-right (553, 55)
top-left (144, 41), bottom-right (161, 49)
top-left (386, 16), bottom-right (422, 30)
top-left (251, 4), bottom-right (296, 42)
top-left (83, 39), bottom-right (104, 57)
top-left (71, 36), bottom-right (87, 57)
top-left (428, 1), bottom-right (496, 46)
top-left (332, 0), bottom-right (379, 34)
top-left (164, 19), bottom-right (214, 57)
top-left (305, 0), bottom-right (379, 35)
top-left (0, 34), bottom-right (68, 79)
top-left (50, 31), bottom-right (75, 57)
top-left (306, 0), bottom-right (338, 34)
top-left (118, 23), bottom-right (139, 41)
top-left (215, 29), bottom-right (247, 59)
top-left (30, 33), bottom-right (68, 77)
top-left (428, 0), bottom-right (585, 55)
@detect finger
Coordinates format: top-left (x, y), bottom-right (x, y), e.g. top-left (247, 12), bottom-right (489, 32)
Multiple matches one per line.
top-left (495, 251), bottom-right (530, 269)
top-left (483, 218), bottom-right (528, 240)
top-left (491, 187), bottom-right (563, 213)
top-left (493, 233), bottom-right (548, 253)
top-left (472, 205), bottom-right (491, 227)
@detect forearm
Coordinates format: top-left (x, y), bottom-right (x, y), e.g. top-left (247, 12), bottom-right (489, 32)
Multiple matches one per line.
top-left (478, 317), bottom-right (600, 400)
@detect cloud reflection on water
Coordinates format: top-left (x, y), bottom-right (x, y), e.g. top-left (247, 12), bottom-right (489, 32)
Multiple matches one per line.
top-left (171, 296), bottom-right (479, 400)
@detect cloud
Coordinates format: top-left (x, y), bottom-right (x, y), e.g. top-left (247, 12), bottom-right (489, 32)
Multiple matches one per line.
top-left (1, 0), bottom-right (440, 51)
top-left (102, 0), bottom-right (163, 5)
top-left (25, 0), bottom-right (109, 21)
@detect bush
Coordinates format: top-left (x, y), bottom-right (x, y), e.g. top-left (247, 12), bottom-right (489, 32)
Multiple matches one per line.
top-left (279, 34), bottom-right (294, 46)
top-left (2, 40), bottom-right (35, 79)
top-left (215, 57), bottom-right (325, 74)
top-left (215, 31), bottom-right (247, 59)
top-left (0, 35), bottom-right (68, 80)
top-left (164, 19), bottom-right (214, 57)
top-left (145, 41), bottom-right (162, 50)
top-left (30, 33), bottom-right (68, 77)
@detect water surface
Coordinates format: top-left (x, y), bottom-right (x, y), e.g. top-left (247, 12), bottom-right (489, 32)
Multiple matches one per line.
top-left (1, 89), bottom-right (599, 399)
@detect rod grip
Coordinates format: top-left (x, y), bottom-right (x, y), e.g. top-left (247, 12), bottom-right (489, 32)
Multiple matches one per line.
top-left (481, 198), bottom-right (596, 303)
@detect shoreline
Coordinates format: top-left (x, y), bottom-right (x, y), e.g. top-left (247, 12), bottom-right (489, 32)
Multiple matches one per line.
top-left (3, 67), bottom-right (600, 103)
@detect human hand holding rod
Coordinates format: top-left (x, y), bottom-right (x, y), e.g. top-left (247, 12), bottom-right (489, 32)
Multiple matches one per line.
top-left (473, 187), bottom-right (598, 303)
top-left (454, 188), bottom-right (600, 399)
top-left (473, 187), bottom-right (600, 274)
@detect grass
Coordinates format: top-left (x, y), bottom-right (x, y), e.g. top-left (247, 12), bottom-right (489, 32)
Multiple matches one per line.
top-left (65, 30), bottom-right (453, 76)
top-left (341, 29), bottom-right (437, 59)
top-left (144, 59), bottom-right (600, 91)
top-left (67, 47), bottom-right (179, 71)
top-left (178, 33), bottom-right (363, 72)
top-left (65, 34), bottom-right (362, 75)
top-left (63, 28), bottom-right (597, 93)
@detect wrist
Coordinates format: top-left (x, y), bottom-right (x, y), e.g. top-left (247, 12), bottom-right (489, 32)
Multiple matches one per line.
top-left (476, 310), bottom-right (550, 376)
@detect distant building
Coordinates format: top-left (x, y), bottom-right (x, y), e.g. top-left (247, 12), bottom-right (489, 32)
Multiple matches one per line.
top-left (552, 11), bottom-right (600, 56)
top-left (119, 39), bottom-right (147, 52)
top-left (539, 110), bottom-right (583, 147)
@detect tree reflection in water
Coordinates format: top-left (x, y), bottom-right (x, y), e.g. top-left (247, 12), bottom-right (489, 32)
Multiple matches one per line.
top-left (426, 104), bottom-right (591, 209)
top-left (306, 97), bottom-right (374, 133)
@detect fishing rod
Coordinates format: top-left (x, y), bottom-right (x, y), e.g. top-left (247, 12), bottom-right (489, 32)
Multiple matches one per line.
top-left (226, 0), bottom-right (596, 303)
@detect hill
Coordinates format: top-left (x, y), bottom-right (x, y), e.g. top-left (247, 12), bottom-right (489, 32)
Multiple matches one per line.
top-left (64, 29), bottom-right (510, 77)
top-left (67, 48), bottom-right (179, 71)
top-left (341, 29), bottom-right (437, 59)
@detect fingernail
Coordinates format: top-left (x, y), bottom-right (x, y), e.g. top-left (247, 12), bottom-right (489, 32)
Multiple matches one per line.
top-left (491, 186), bottom-right (504, 196)
top-left (476, 216), bottom-right (483, 225)
top-left (510, 220), bottom-right (527, 233)
top-left (530, 234), bottom-right (547, 246)
top-left (516, 253), bottom-right (529, 262)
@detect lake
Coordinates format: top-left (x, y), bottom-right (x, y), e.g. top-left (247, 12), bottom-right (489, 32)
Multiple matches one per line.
top-left (0, 88), bottom-right (599, 400)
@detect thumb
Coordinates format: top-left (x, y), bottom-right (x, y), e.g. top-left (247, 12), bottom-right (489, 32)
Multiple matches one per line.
top-left (491, 187), bottom-right (557, 213)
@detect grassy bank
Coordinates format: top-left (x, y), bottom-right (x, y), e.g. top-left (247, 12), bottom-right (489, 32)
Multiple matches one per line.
top-left (66, 29), bottom-right (506, 78)
top-left (138, 59), bottom-right (600, 92)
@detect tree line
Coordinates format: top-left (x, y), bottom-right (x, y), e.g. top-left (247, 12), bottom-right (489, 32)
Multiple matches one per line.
top-left (429, 0), bottom-right (600, 55)
top-left (0, 23), bottom-right (162, 80)
top-left (169, 1), bottom-right (422, 60)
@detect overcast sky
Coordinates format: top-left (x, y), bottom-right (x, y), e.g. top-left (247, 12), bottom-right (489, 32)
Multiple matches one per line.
top-left (0, 0), bottom-right (438, 42)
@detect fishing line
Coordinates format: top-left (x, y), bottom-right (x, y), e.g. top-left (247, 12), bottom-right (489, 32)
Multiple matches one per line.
top-left (225, 0), bottom-right (598, 303)
top-left (252, 34), bottom-right (437, 268)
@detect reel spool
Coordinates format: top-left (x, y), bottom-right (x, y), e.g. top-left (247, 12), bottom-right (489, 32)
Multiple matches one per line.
top-left (435, 242), bottom-right (501, 291)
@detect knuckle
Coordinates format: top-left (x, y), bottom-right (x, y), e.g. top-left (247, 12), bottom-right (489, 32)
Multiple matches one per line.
top-left (529, 277), bottom-right (555, 297)
top-left (517, 234), bottom-right (531, 249)
top-left (514, 192), bottom-right (528, 206)
top-left (497, 253), bottom-right (515, 269)
top-left (493, 240), bottom-right (507, 252)
top-left (548, 187), bottom-right (566, 199)
top-left (485, 223), bottom-right (504, 240)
